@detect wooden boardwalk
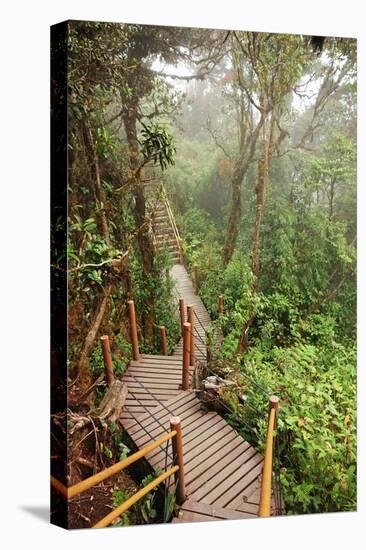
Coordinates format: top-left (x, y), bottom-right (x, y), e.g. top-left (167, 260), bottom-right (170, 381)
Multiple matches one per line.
top-left (171, 263), bottom-right (211, 361)
top-left (120, 263), bottom-right (272, 522)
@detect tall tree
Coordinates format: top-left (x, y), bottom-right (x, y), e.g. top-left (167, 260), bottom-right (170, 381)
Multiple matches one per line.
top-left (236, 35), bottom-right (356, 353)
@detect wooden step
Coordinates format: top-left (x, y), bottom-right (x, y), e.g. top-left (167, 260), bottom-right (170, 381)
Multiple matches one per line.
top-left (172, 500), bottom-right (256, 523)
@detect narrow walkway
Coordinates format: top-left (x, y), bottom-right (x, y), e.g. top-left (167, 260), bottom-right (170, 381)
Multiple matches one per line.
top-left (171, 263), bottom-right (210, 360)
top-left (120, 263), bottom-right (271, 522)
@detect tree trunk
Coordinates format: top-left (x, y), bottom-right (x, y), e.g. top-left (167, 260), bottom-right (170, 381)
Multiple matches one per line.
top-left (222, 113), bottom-right (265, 264)
top-left (77, 284), bottom-right (112, 389)
top-left (329, 177), bottom-right (336, 219)
top-left (251, 136), bottom-right (270, 293)
top-left (83, 125), bottom-right (111, 247)
top-left (222, 167), bottom-right (244, 264)
top-left (122, 98), bottom-right (156, 345)
top-left (237, 115), bottom-right (273, 354)
top-left (97, 380), bottom-right (128, 423)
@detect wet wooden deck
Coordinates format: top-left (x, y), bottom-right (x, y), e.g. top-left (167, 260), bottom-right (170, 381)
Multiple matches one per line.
top-left (120, 263), bottom-right (272, 522)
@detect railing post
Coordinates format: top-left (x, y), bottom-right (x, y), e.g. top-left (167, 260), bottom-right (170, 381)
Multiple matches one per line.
top-left (218, 294), bottom-right (224, 315)
top-left (194, 265), bottom-right (199, 294)
top-left (100, 335), bottom-right (114, 386)
top-left (127, 300), bottom-right (140, 361)
top-left (259, 395), bottom-right (280, 518)
top-left (179, 298), bottom-right (185, 334)
top-left (160, 325), bottom-right (168, 356)
top-left (170, 416), bottom-right (186, 505)
top-left (187, 305), bottom-right (195, 367)
top-left (182, 322), bottom-right (191, 390)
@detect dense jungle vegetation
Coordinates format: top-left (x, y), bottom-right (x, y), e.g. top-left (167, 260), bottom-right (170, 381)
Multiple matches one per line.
top-left (52, 21), bottom-right (356, 522)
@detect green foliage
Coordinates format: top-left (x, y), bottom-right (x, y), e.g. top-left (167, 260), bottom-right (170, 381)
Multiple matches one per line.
top-left (187, 186), bottom-right (356, 516)
top-left (305, 133), bottom-right (356, 199)
top-left (110, 425), bottom-right (131, 461)
top-left (261, 342), bottom-right (355, 513)
top-left (112, 471), bottom-right (162, 526)
top-left (112, 488), bottom-right (133, 526)
top-left (134, 472), bottom-right (159, 523)
top-left (96, 126), bottom-right (116, 159)
top-left (139, 121), bottom-right (176, 170)
top-left (113, 335), bottom-right (132, 377)
top-left (89, 334), bottom-right (131, 380)
top-left (130, 249), bottom-right (180, 354)
top-left (166, 139), bottom-right (231, 219)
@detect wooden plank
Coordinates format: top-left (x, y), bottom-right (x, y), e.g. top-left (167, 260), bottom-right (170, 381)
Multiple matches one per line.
top-left (126, 373), bottom-right (183, 383)
top-left (129, 359), bottom-right (184, 367)
top-left (130, 392), bottom-right (198, 433)
top-left (190, 445), bottom-right (258, 501)
top-left (124, 397), bottom-right (169, 406)
top-left (127, 396), bottom-right (201, 444)
top-left (181, 423), bottom-right (239, 468)
top-left (132, 399), bottom-right (203, 447)
top-left (244, 487), bottom-right (261, 505)
top-left (199, 453), bottom-right (263, 506)
top-left (212, 460), bottom-right (264, 508)
top-left (149, 414), bottom-right (226, 469)
top-left (127, 363), bottom-right (183, 372)
top-left (185, 431), bottom-right (242, 484)
top-left (122, 375), bottom-right (180, 387)
top-left (129, 362), bottom-right (183, 370)
top-left (173, 511), bottom-right (218, 522)
top-left (127, 381), bottom-right (180, 390)
top-left (124, 392), bottom-right (195, 434)
top-left (124, 387), bottom-right (180, 396)
top-left (147, 411), bottom-right (217, 465)
top-left (138, 354), bottom-right (182, 361)
top-left (146, 410), bottom-right (211, 464)
top-left (187, 438), bottom-right (251, 495)
top-left (232, 485), bottom-right (261, 513)
top-left (179, 500), bottom-right (256, 520)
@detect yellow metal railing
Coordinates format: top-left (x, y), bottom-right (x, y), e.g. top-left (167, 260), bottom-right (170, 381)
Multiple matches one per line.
top-left (51, 419), bottom-right (185, 528)
top-left (93, 465), bottom-right (179, 528)
top-left (161, 184), bottom-right (183, 263)
top-left (258, 396), bottom-right (279, 517)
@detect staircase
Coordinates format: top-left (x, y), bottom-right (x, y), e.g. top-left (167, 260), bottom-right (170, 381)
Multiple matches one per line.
top-left (146, 182), bottom-right (182, 264)
top-left (119, 184), bottom-right (281, 523)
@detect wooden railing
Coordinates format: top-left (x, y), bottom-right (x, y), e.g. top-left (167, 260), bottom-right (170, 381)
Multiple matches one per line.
top-left (258, 395), bottom-right (279, 517)
top-left (51, 418), bottom-right (185, 528)
top-left (161, 184), bottom-right (184, 264)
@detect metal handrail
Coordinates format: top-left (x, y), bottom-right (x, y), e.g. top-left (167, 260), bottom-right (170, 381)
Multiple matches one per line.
top-left (161, 183), bottom-right (183, 257)
top-left (93, 465), bottom-right (179, 528)
top-left (51, 430), bottom-right (177, 500)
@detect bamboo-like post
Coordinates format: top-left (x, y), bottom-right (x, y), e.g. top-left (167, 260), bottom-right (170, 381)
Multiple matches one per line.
top-left (218, 294), bottom-right (224, 315)
top-left (179, 298), bottom-right (185, 334)
top-left (160, 325), bottom-right (168, 356)
top-left (194, 265), bottom-right (199, 294)
top-left (127, 300), bottom-right (139, 361)
top-left (187, 305), bottom-right (195, 367)
top-left (170, 416), bottom-right (186, 505)
top-left (258, 395), bottom-right (280, 517)
top-left (100, 335), bottom-right (114, 386)
top-left (182, 322), bottom-right (191, 390)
